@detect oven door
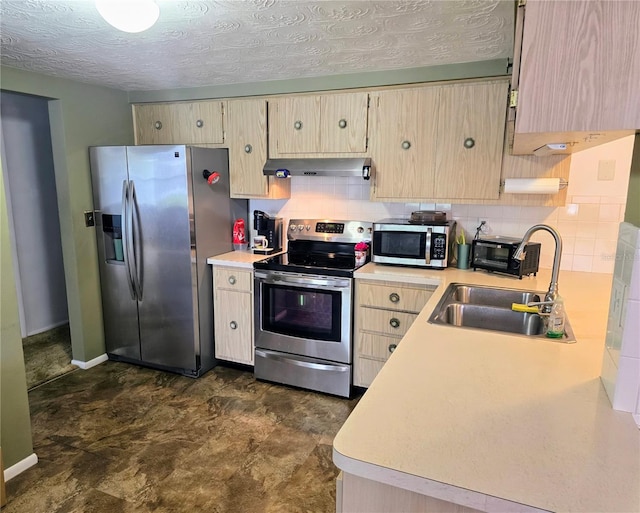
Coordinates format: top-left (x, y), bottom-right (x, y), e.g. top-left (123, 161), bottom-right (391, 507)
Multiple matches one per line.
top-left (254, 270), bottom-right (352, 363)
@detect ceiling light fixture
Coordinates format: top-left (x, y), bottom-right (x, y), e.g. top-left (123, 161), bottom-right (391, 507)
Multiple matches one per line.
top-left (95, 0), bottom-right (160, 33)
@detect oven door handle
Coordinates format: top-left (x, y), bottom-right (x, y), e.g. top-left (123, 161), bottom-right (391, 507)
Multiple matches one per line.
top-left (255, 272), bottom-right (350, 289)
top-left (255, 350), bottom-right (349, 372)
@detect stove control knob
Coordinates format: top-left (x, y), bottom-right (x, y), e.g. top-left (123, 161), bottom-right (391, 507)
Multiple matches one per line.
top-left (297, 224), bottom-right (304, 231)
top-left (357, 226), bottom-right (364, 233)
top-left (305, 225), bottom-right (311, 231)
top-left (290, 225), bottom-right (297, 231)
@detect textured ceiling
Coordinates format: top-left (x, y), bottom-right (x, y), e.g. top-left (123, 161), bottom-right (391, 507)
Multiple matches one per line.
top-left (0, 0), bottom-right (514, 92)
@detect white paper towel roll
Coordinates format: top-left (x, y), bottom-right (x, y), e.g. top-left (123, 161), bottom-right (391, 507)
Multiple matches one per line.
top-left (503, 178), bottom-right (561, 194)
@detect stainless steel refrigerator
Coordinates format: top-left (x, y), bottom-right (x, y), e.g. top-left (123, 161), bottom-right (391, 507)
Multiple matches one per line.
top-left (89, 145), bottom-right (247, 377)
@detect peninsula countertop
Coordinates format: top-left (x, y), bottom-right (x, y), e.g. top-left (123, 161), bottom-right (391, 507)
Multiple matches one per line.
top-left (206, 249), bottom-right (280, 269)
top-left (334, 264), bottom-right (639, 513)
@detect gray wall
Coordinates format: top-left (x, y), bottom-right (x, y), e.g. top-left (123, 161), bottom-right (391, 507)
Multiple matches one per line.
top-left (0, 66), bottom-right (133, 469)
top-left (1, 92), bottom-right (68, 336)
top-left (624, 133), bottom-right (640, 227)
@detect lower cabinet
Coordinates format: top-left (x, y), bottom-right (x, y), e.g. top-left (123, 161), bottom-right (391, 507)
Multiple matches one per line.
top-left (338, 472), bottom-right (485, 513)
top-left (353, 279), bottom-right (435, 387)
top-left (213, 266), bottom-right (254, 365)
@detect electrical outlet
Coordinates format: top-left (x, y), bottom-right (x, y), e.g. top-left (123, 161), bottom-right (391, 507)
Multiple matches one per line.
top-left (84, 210), bottom-right (95, 227)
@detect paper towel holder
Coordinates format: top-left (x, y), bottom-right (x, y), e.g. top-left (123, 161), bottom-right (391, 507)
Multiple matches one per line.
top-left (500, 178), bottom-right (568, 195)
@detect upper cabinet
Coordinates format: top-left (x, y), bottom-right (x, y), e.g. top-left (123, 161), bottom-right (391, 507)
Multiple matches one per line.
top-left (370, 79), bottom-right (508, 202)
top-left (133, 101), bottom-right (224, 145)
top-left (268, 91), bottom-right (369, 156)
top-left (510, 0), bottom-right (640, 154)
top-left (226, 99), bottom-right (289, 199)
top-left (434, 81), bottom-right (508, 200)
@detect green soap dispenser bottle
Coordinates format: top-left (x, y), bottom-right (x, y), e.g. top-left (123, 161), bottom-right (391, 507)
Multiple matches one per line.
top-left (546, 295), bottom-right (565, 338)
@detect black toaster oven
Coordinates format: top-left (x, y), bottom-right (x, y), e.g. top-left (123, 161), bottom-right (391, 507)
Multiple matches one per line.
top-left (471, 236), bottom-right (540, 279)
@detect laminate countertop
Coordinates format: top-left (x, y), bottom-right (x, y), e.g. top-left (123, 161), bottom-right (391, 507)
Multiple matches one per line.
top-left (334, 264), bottom-right (640, 513)
top-left (206, 249), bottom-right (279, 269)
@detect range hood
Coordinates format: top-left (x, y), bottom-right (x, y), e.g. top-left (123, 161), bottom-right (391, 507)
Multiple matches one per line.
top-left (263, 158), bottom-right (372, 179)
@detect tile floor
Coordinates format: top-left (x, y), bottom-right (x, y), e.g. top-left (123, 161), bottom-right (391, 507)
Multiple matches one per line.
top-left (4, 362), bottom-right (361, 513)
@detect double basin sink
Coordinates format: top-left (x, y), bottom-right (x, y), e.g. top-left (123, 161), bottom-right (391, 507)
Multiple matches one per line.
top-left (428, 283), bottom-right (575, 342)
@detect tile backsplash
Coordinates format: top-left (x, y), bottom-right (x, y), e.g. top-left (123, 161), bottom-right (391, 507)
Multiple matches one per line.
top-left (250, 135), bottom-right (635, 274)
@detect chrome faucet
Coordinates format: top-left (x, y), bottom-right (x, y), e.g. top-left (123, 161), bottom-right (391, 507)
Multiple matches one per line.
top-left (514, 224), bottom-right (563, 314)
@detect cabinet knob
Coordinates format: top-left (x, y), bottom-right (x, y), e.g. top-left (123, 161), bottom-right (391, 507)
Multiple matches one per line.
top-left (154, 121), bottom-right (162, 130)
top-left (244, 144), bottom-right (252, 154)
top-left (388, 343), bottom-right (397, 353)
top-left (401, 140), bottom-right (411, 150)
top-left (294, 120), bottom-right (303, 130)
top-left (389, 317), bottom-right (400, 329)
top-left (228, 276), bottom-right (236, 285)
top-left (196, 119), bottom-right (204, 128)
top-left (463, 137), bottom-right (475, 149)
top-left (229, 321), bottom-right (237, 330)
top-left (389, 292), bottom-right (400, 303)
top-left (338, 118), bottom-right (347, 129)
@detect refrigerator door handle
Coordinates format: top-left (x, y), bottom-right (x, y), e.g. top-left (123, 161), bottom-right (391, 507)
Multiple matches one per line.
top-left (129, 180), bottom-right (143, 300)
top-left (121, 180), bottom-right (137, 300)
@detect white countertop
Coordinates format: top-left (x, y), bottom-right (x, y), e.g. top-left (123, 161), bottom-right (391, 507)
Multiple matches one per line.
top-left (206, 249), bottom-right (279, 268)
top-left (334, 264), bottom-right (640, 513)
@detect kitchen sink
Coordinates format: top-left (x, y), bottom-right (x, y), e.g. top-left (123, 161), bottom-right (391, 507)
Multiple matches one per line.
top-left (428, 283), bottom-right (575, 342)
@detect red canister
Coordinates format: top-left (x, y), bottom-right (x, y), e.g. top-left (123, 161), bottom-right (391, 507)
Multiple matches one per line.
top-left (233, 219), bottom-right (246, 247)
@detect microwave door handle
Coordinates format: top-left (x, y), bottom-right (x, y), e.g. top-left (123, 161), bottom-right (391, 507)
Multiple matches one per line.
top-left (425, 228), bottom-right (432, 265)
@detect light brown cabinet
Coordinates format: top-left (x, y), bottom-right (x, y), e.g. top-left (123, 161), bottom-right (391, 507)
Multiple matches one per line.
top-left (434, 81), bottom-right (507, 200)
top-left (353, 279), bottom-right (435, 388)
top-left (133, 100), bottom-right (224, 145)
top-left (268, 91), bottom-right (369, 156)
top-left (226, 99), bottom-right (290, 199)
top-left (370, 79), bottom-right (508, 202)
top-left (213, 267), bottom-right (253, 365)
top-left (510, 0), bottom-right (640, 154)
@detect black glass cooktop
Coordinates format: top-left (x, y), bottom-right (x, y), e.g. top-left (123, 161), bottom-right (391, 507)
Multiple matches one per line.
top-left (253, 241), bottom-right (365, 278)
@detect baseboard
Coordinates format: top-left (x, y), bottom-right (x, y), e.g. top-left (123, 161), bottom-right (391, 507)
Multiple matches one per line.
top-left (4, 453), bottom-right (38, 481)
top-left (26, 320), bottom-right (69, 337)
top-left (71, 353), bottom-right (108, 370)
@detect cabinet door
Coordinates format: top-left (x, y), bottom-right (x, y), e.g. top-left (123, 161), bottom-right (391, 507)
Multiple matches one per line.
top-left (369, 87), bottom-right (439, 200)
top-left (227, 99), bottom-right (290, 199)
top-left (434, 81), bottom-right (507, 200)
top-left (171, 101), bottom-right (224, 144)
top-left (269, 96), bottom-right (321, 154)
top-left (214, 289), bottom-right (253, 365)
top-left (133, 103), bottom-right (175, 145)
top-left (320, 92), bottom-right (369, 153)
top-left (134, 101), bottom-right (224, 145)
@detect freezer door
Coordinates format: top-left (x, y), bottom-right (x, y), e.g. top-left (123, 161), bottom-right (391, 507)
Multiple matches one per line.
top-left (126, 145), bottom-right (198, 372)
top-left (89, 146), bottom-right (140, 360)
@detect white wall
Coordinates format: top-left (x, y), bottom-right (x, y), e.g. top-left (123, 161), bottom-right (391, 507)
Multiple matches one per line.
top-left (251, 135), bottom-right (634, 274)
top-left (0, 92), bottom-right (68, 335)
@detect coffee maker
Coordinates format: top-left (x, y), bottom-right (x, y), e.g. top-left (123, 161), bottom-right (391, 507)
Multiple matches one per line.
top-left (253, 210), bottom-right (283, 254)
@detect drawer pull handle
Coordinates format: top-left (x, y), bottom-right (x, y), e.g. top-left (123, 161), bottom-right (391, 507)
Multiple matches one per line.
top-left (389, 292), bottom-right (400, 303)
top-left (154, 121), bottom-right (162, 130)
top-left (338, 118), bottom-right (347, 129)
top-left (390, 318), bottom-right (400, 329)
top-left (294, 120), bottom-right (303, 130)
top-left (244, 144), bottom-right (252, 154)
top-left (228, 276), bottom-right (236, 285)
top-left (401, 140), bottom-right (411, 150)
top-left (196, 119), bottom-right (204, 128)
top-left (388, 343), bottom-right (397, 353)
top-left (463, 137), bottom-right (475, 149)
top-left (230, 321), bottom-right (237, 330)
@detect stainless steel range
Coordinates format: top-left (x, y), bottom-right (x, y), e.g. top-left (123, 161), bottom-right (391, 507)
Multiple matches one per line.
top-left (253, 219), bottom-right (373, 397)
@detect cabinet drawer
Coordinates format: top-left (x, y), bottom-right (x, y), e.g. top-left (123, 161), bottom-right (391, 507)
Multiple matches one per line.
top-left (356, 332), bottom-right (401, 361)
top-left (358, 281), bottom-right (433, 313)
top-left (214, 267), bottom-right (252, 292)
top-left (354, 357), bottom-right (386, 388)
top-left (358, 307), bottom-right (418, 337)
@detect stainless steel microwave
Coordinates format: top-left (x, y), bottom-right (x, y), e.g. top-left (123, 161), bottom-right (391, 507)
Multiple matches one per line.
top-left (372, 219), bottom-right (456, 268)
